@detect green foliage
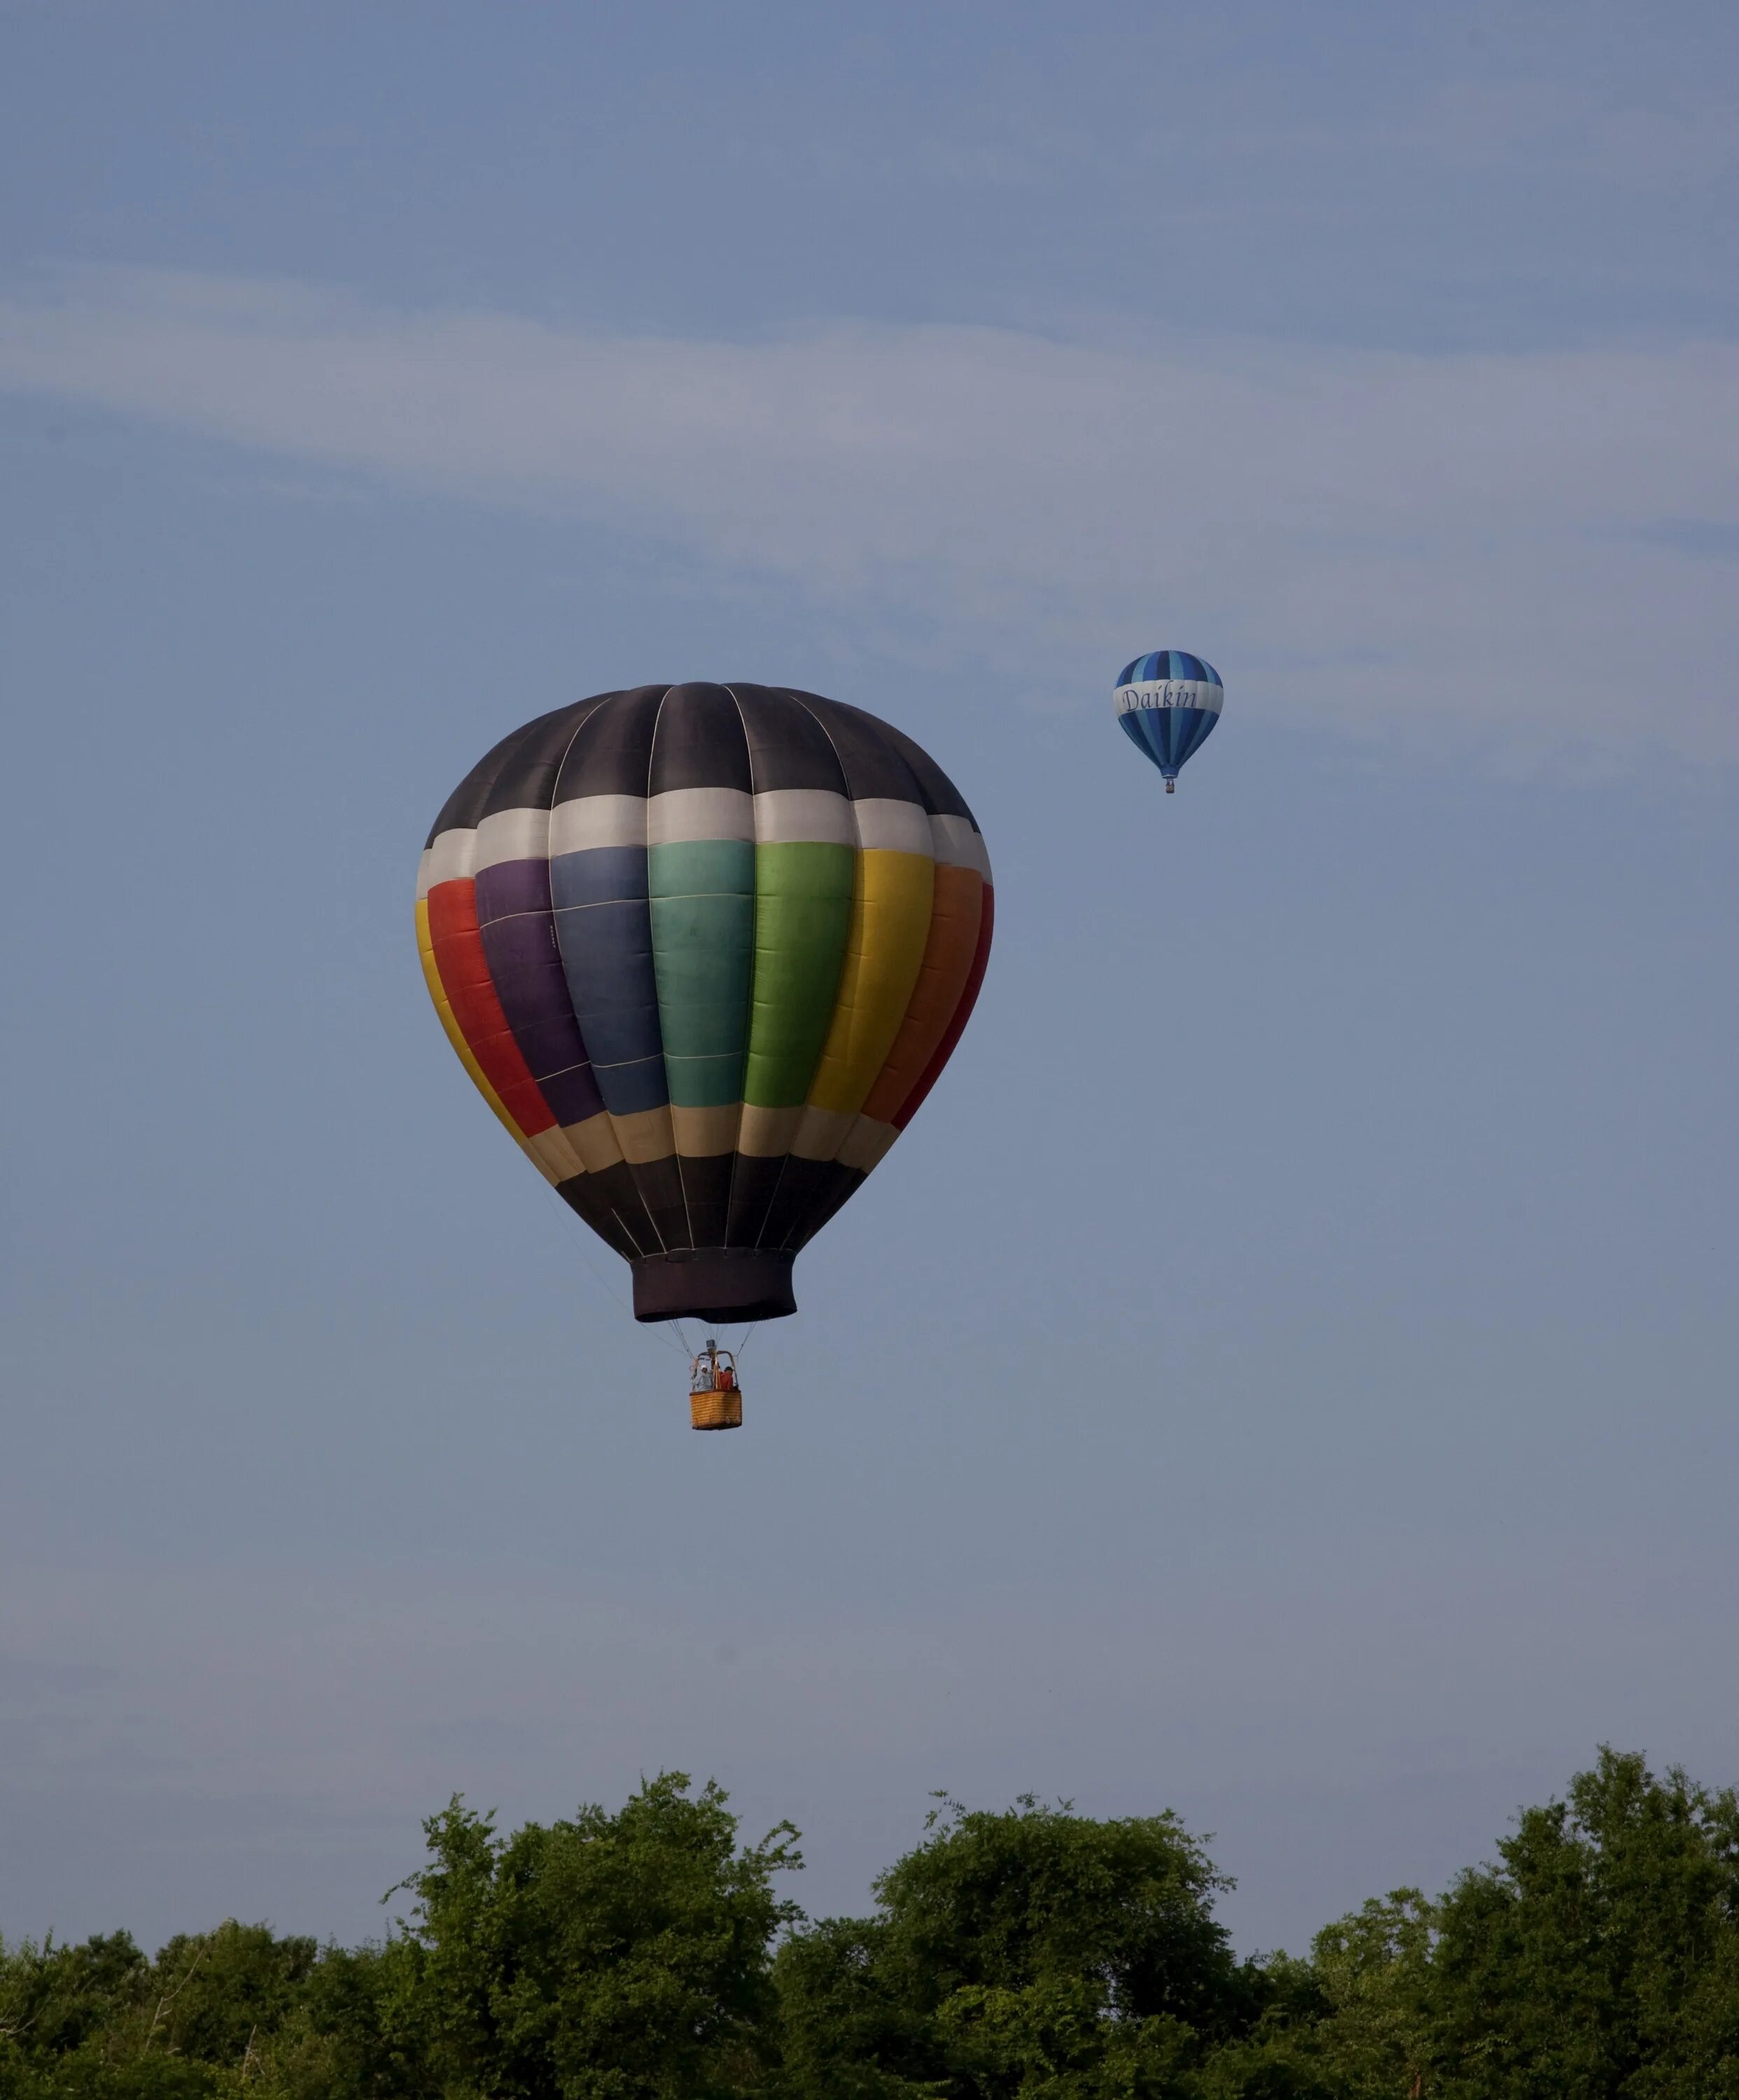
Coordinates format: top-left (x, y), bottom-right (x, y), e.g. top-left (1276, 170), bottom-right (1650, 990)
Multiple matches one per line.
top-left (1426, 1747), bottom-right (1739, 2098)
top-left (771, 1917), bottom-right (937, 2099)
top-left (776, 1793), bottom-right (1266, 2099)
top-left (1301, 1891), bottom-right (1437, 2098)
top-left (0, 1931), bottom-right (151, 2061)
top-left (379, 1770), bottom-right (802, 2099)
top-left (877, 1794), bottom-right (1251, 2029)
top-left (0, 1922), bottom-right (332, 2100)
top-left (4, 1752), bottom-right (1738, 2099)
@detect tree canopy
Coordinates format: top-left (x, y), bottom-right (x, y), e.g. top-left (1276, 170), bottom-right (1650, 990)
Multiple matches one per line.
top-left (776, 1792), bottom-right (1262, 2098)
top-left (1, 1751), bottom-right (1735, 2099)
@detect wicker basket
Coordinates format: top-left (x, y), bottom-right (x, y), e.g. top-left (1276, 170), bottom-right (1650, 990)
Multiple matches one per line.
top-left (690, 1387), bottom-right (743, 1432)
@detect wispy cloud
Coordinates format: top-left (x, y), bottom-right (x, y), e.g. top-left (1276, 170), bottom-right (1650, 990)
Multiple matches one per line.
top-left (4, 266), bottom-right (1735, 766)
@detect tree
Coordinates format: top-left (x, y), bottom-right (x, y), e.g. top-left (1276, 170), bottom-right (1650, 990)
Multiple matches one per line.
top-left (6, 1753), bottom-right (1739, 2099)
top-left (0, 1924), bottom-right (332, 2100)
top-left (776, 1793), bottom-right (1264, 2099)
top-left (381, 1770), bottom-right (801, 2100)
top-left (1425, 1747), bottom-right (1739, 2099)
top-left (0, 1931), bottom-right (151, 2064)
top-left (1295, 1893), bottom-right (1436, 2099)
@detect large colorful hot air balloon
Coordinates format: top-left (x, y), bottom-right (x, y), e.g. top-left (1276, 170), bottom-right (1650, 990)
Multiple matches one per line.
top-left (1115, 650), bottom-right (1223, 792)
top-left (416, 683), bottom-right (993, 1362)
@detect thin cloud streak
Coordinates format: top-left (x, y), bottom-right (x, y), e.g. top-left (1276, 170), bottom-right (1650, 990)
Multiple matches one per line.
top-left (4, 267), bottom-right (1735, 766)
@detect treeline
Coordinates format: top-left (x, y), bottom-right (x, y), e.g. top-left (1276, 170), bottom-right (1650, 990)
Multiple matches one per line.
top-left (2, 1749), bottom-right (1736, 2098)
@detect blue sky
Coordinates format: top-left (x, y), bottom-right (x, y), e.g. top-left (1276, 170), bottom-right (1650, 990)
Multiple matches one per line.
top-left (2, 0), bottom-right (1736, 1956)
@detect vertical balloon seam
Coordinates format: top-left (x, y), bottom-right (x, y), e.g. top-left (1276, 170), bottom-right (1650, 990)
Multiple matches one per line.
top-left (424, 768), bottom-right (563, 1145)
top-left (437, 869), bottom-right (557, 1144)
top-left (642, 686), bottom-right (695, 1254)
top-left (771, 692), bottom-right (934, 1252)
top-left (424, 713), bottom-right (577, 1172)
top-left (804, 843), bottom-right (934, 1177)
top-left (795, 693), bottom-right (925, 1175)
top-left (419, 729), bottom-right (510, 1128)
top-left (649, 687), bottom-right (760, 1259)
top-left (864, 862), bottom-right (985, 1130)
top-left (831, 700), bottom-right (993, 1139)
top-left (848, 803), bottom-right (990, 1139)
top-left (804, 820), bottom-right (935, 1124)
top-left (452, 695), bottom-right (662, 1257)
top-left (470, 718), bottom-right (592, 1186)
top-left (422, 699), bottom-right (657, 1257)
top-left (657, 687), bottom-right (747, 1253)
top-left (415, 896), bottom-right (547, 1171)
top-left (550, 687), bottom-right (678, 1255)
top-left (737, 686), bottom-right (852, 1250)
top-left (496, 703), bottom-right (648, 1237)
top-left (893, 879), bottom-right (994, 1132)
top-left (729, 688), bottom-right (855, 1251)
top-left (622, 685), bottom-right (679, 1256)
top-left (746, 690), bottom-right (850, 1251)
top-left (422, 710), bottom-right (531, 1107)
top-left (876, 897), bottom-right (989, 1128)
top-left (747, 707), bottom-right (855, 1121)
top-left (535, 694), bottom-right (624, 1231)
top-left (789, 689), bottom-right (920, 1145)
top-left (804, 697), bottom-right (986, 1144)
top-left (547, 692), bottom-right (617, 1182)
top-left (715, 683), bottom-right (761, 1253)
top-left (548, 701), bottom-right (631, 1207)
top-left (790, 697), bottom-right (924, 1235)
top-left (419, 769), bottom-right (551, 1178)
top-left (559, 689), bottom-right (706, 1252)
top-left (425, 851), bottom-right (570, 1190)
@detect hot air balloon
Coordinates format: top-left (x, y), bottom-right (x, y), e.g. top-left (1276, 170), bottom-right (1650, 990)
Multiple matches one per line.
top-left (415, 683), bottom-right (993, 1427)
top-left (1115, 650), bottom-right (1223, 792)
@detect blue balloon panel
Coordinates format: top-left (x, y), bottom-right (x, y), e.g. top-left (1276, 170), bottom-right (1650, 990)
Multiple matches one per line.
top-left (1118, 704), bottom-right (1220, 779)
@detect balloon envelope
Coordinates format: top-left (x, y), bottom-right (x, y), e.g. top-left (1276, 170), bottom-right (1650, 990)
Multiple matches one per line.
top-left (1115, 649), bottom-right (1223, 785)
top-left (417, 684), bottom-right (993, 1323)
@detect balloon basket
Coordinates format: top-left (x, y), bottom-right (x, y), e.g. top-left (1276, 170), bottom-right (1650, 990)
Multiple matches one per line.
top-left (689, 1338), bottom-right (743, 1431)
top-left (690, 1387), bottom-right (743, 1432)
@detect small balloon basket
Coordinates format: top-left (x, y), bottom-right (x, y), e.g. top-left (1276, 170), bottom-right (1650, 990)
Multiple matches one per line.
top-left (689, 1338), bottom-right (743, 1432)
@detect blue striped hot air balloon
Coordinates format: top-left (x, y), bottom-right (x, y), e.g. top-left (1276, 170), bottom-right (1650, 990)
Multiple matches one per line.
top-left (1115, 649), bottom-right (1223, 793)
